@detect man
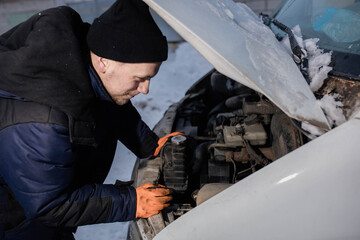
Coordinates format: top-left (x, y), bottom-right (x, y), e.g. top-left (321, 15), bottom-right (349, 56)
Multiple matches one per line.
top-left (0, 0), bottom-right (175, 239)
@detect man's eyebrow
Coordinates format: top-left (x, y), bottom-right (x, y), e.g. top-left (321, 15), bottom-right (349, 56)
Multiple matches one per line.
top-left (135, 75), bottom-right (152, 80)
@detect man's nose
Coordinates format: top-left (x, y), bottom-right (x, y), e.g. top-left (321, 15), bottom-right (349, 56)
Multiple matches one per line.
top-left (137, 80), bottom-right (150, 95)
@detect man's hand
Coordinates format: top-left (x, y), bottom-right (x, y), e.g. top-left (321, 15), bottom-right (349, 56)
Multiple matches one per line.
top-left (135, 183), bottom-right (173, 218)
top-left (153, 132), bottom-right (185, 156)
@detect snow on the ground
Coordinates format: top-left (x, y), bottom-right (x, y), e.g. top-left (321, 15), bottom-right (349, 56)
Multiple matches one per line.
top-left (74, 42), bottom-right (212, 240)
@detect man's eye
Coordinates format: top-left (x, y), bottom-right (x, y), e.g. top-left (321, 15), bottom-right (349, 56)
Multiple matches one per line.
top-left (138, 78), bottom-right (148, 82)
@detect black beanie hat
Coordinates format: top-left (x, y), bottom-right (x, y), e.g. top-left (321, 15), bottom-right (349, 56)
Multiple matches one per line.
top-left (87, 0), bottom-right (168, 63)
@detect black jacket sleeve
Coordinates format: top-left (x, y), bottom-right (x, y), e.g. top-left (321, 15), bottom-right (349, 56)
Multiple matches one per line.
top-left (96, 100), bottom-right (159, 158)
top-left (0, 123), bottom-right (137, 227)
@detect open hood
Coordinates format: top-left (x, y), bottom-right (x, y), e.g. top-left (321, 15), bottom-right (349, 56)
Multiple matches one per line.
top-left (144, 0), bottom-right (330, 129)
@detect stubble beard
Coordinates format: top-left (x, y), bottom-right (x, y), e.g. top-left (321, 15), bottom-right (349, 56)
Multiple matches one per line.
top-left (113, 96), bottom-right (130, 105)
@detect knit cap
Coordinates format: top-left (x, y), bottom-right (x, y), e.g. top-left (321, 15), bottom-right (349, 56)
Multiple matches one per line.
top-left (87, 0), bottom-right (168, 63)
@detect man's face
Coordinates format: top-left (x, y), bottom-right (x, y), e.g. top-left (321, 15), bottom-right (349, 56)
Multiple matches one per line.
top-left (100, 60), bottom-right (161, 105)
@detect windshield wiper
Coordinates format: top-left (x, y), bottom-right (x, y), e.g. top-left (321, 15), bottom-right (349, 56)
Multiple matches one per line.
top-left (260, 14), bottom-right (303, 62)
top-left (260, 13), bottom-right (309, 83)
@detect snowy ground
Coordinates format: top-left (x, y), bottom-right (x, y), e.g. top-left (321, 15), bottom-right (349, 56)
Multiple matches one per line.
top-left (74, 42), bottom-right (212, 240)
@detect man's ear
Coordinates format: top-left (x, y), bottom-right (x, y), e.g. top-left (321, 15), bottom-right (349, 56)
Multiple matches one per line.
top-left (97, 57), bottom-right (109, 73)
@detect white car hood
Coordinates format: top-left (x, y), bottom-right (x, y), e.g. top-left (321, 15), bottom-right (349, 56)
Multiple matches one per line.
top-left (144, 0), bottom-right (330, 129)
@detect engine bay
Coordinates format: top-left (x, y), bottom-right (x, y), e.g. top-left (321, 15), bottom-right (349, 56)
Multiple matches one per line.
top-left (130, 70), bottom-right (306, 238)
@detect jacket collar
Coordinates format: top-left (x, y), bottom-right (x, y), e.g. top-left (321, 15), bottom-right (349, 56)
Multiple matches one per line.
top-left (88, 64), bottom-right (114, 103)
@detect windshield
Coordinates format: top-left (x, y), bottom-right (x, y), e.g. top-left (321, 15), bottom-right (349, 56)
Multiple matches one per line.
top-left (271, 0), bottom-right (360, 78)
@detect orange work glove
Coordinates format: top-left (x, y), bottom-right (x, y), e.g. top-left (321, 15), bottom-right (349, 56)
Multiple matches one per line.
top-left (135, 183), bottom-right (173, 218)
top-left (153, 132), bottom-right (185, 156)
